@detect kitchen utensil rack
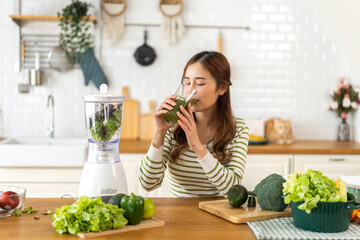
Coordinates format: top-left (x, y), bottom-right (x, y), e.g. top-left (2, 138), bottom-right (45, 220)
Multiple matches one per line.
top-left (9, 14), bottom-right (97, 72)
top-left (124, 22), bottom-right (250, 31)
top-left (20, 34), bottom-right (78, 70)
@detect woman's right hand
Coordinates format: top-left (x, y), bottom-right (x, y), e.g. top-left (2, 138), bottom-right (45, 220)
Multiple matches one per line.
top-left (154, 95), bottom-right (176, 131)
top-left (152, 95), bottom-right (177, 148)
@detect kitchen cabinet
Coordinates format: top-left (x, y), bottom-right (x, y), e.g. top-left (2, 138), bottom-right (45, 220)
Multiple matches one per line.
top-left (293, 154), bottom-right (360, 179)
top-left (0, 167), bottom-right (82, 198)
top-left (0, 154), bottom-right (171, 198)
top-left (241, 154), bottom-right (292, 191)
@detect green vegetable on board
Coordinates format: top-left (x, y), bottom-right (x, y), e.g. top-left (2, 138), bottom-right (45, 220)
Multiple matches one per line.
top-left (121, 193), bottom-right (144, 225)
top-left (254, 173), bottom-right (288, 211)
top-left (108, 193), bottom-right (126, 208)
top-left (52, 196), bottom-right (128, 235)
top-left (143, 198), bottom-right (155, 220)
top-left (283, 169), bottom-right (347, 214)
top-left (247, 191), bottom-right (256, 208)
top-left (227, 185), bottom-right (248, 208)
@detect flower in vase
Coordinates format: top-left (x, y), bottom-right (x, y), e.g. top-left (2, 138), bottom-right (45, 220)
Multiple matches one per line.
top-left (342, 97), bottom-right (351, 108)
top-left (351, 102), bottom-right (358, 109)
top-left (329, 101), bottom-right (338, 110)
top-left (329, 76), bottom-right (360, 119)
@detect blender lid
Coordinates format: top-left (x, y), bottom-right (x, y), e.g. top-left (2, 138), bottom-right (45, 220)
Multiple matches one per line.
top-left (83, 93), bottom-right (125, 102)
top-left (83, 84), bottom-right (125, 102)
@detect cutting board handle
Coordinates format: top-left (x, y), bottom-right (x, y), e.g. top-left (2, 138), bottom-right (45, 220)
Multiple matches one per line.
top-left (149, 100), bottom-right (156, 114)
top-left (122, 86), bottom-right (130, 99)
top-left (217, 31), bottom-right (222, 53)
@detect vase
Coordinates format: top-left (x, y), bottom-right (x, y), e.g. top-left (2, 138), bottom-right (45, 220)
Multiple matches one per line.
top-left (337, 118), bottom-right (350, 141)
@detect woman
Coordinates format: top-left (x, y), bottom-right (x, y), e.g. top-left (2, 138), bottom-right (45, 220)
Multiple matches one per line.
top-left (139, 51), bottom-right (249, 197)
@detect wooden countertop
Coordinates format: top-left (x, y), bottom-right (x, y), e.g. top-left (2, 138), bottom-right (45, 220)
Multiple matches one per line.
top-left (120, 139), bottom-right (360, 154)
top-left (0, 198), bottom-right (256, 240)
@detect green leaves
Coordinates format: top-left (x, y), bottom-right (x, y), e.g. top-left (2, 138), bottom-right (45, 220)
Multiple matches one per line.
top-left (22, 206), bottom-right (38, 214)
top-left (283, 169), bottom-right (343, 214)
top-left (90, 104), bottom-right (122, 142)
top-left (57, 0), bottom-right (94, 60)
top-left (52, 196), bottom-right (128, 235)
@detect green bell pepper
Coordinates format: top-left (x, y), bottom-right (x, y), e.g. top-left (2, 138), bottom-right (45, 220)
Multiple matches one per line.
top-left (120, 193), bottom-right (144, 225)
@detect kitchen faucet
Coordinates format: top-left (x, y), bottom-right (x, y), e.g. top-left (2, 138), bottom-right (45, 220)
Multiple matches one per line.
top-left (46, 94), bottom-right (54, 138)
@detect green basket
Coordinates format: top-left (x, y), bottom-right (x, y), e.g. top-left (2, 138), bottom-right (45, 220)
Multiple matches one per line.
top-left (290, 193), bottom-right (360, 233)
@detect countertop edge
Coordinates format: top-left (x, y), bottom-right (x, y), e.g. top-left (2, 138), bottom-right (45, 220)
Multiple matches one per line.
top-left (119, 139), bottom-right (360, 154)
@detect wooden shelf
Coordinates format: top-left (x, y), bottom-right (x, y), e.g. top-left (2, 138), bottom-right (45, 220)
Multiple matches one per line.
top-left (9, 14), bottom-right (97, 25)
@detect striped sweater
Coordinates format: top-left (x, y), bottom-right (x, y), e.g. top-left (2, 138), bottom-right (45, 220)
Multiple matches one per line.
top-left (138, 117), bottom-right (249, 197)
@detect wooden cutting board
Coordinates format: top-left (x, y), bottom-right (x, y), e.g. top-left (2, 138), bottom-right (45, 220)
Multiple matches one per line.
top-left (139, 100), bottom-right (156, 140)
top-left (199, 199), bottom-right (292, 224)
top-left (77, 218), bottom-right (165, 239)
top-left (121, 86), bottom-right (139, 140)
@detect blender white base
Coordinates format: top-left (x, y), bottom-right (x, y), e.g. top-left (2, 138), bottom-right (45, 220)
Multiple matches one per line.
top-left (78, 161), bottom-right (128, 197)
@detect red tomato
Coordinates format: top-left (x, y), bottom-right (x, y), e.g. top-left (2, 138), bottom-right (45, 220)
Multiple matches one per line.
top-left (0, 191), bottom-right (20, 210)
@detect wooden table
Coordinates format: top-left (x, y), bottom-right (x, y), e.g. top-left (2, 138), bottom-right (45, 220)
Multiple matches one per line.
top-left (0, 198), bottom-right (257, 240)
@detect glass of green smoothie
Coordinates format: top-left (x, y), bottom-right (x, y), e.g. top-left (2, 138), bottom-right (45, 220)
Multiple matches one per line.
top-left (163, 84), bottom-right (196, 124)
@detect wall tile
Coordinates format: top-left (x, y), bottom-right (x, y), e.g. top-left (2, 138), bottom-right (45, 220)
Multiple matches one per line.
top-left (0, 0), bottom-right (347, 140)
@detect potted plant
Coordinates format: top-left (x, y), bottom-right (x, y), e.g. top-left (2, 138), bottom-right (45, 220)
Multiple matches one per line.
top-left (58, 0), bottom-right (93, 62)
top-left (328, 76), bottom-right (360, 141)
top-left (57, 0), bottom-right (108, 89)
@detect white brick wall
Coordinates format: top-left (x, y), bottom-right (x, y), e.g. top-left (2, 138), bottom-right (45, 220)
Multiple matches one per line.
top-left (0, 0), bottom-right (350, 140)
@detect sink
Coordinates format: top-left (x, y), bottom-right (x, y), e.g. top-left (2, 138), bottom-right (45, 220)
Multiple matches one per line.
top-left (0, 138), bottom-right (88, 167)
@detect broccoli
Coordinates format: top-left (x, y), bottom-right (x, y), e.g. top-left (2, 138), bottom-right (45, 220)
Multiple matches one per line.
top-left (254, 173), bottom-right (288, 211)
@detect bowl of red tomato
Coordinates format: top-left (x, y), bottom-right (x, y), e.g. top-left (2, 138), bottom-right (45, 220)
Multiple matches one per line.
top-left (0, 186), bottom-right (26, 218)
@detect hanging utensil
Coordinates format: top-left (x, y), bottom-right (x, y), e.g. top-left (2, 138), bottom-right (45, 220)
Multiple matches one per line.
top-left (47, 45), bottom-right (75, 72)
top-left (18, 42), bottom-right (30, 93)
top-left (18, 70), bottom-right (30, 94)
top-left (134, 30), bottom-right (157, 66)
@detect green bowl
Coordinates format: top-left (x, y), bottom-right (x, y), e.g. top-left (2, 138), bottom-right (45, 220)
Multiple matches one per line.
top-left (290, 193), bottom-right (360, 233)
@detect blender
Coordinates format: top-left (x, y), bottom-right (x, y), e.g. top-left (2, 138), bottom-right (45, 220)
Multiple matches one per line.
top-left (78, 84), bottom-right (128, 201)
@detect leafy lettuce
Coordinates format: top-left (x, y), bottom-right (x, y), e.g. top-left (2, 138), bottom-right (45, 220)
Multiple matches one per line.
top-left (52, 196), bottom-right (128, 235)
top-left (283, 169), bottom-right (346, 214)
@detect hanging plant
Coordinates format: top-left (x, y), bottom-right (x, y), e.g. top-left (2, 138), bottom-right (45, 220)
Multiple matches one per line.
top-left (57, 0), bottom-right (94, 63)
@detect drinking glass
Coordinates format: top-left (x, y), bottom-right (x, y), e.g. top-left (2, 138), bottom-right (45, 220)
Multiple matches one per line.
top-left (163, 84), bottom-right (196, 124)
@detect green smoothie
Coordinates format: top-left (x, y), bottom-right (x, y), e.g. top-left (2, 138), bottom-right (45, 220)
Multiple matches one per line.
top-left (163, 98), bottom-right (194, 124)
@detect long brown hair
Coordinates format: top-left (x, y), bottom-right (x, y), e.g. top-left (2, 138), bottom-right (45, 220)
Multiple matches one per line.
top-left (170, 51), bottom-right (236, 165)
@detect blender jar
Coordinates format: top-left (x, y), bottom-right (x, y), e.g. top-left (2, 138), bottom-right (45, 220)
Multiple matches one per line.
top-left (84, 94), bottom-right (125, 143)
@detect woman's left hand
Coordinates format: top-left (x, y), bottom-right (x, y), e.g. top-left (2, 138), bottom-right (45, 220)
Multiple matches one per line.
top-left (177, 104), bottom-right (207, 159)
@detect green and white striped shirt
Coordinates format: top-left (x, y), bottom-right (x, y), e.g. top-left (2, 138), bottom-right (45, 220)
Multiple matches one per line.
top-left (139, 117), bottom-right (249, 197)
